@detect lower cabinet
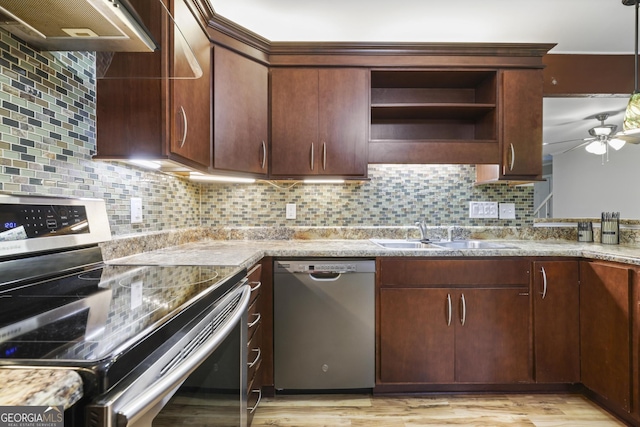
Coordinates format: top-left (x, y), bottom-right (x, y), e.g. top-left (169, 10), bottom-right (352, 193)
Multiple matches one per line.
top-left (380, 287), bottom-right (529, 384)
top-left (377, 258), bottom-right (531, 386)
top-left (246, 263), bottom-right (263, 425)
top-left (532, 260), bottom-right (580, 383)
top-left (580, 260), bottom-right (632, 414)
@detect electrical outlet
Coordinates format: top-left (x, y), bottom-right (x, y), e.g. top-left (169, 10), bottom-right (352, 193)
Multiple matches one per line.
top-left (130, 197), bottom-right (142, 224)
top-left (469, 201), bottom-right (499, 218)
top-left (499, 203), bottom-right (516, 219)
top-left (286, 203), bottom-right (296, 220)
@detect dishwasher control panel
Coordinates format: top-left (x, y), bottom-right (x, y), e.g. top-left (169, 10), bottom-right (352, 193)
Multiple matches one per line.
top-left (275, 260), bottom-right (375, 274)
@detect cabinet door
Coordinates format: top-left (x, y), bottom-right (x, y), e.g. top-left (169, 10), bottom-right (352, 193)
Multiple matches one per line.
top-left (318, 69), bottom-right (369, 176)
top-left (214, 46), bottom-right (269, 175)
top-left (379, 288), bottom-right (454, 383)
top-left (532, 261), bottom-right (580, 383)
top-left (500, 69), bottom-right (543, 178)
top-left (455, 288), bottom-right (531, 383)
top-left (580, 261), bottom-right (631, 412)
top-left (271, 68), bottom-right (319, 176)
top-left (170, 0), bottom-right (212, 169)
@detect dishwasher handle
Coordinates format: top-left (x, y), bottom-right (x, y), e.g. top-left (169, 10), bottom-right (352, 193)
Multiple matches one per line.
top-left (308, 272), bottom-right (342, 281)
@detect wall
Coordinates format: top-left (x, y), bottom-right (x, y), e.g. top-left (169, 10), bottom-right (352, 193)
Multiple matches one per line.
top-left (0, 28), bottom-right (534, 237)
top-left (553, 143), bottom-right (640, 218)
top-left (201, 164), bottom-right (534, 228)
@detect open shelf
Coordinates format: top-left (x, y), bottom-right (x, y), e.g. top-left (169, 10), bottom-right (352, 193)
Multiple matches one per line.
top-left (369, 69), bottom-right (499, 164)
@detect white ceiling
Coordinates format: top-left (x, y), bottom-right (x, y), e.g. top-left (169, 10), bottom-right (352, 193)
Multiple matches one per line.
top-left (211, 0), bottom-right (639, 159)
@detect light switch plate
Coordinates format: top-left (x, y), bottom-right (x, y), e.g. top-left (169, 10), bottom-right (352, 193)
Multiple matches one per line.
top-left (130, 197), bottom-right (142, 224)
top-left (499, 203), bottom-right (516, 219)
top-left (469, 201), bottom-right (499, 218)
top-left (286, 203), bottom-right (296, 220)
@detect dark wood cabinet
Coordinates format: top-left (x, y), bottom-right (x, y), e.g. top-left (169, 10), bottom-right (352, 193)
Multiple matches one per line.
top-left (454, 287), bottom-right (530, 383)
top-left (380, 288), bottom-right (454, 383)
top-left (475, 69), bottom-right (543, 183)
top-left (532, 261), bottom-right (580, 383)
top-left (377, 258), bottom-right (531, 387)
top-left (95, 0), bottom-right (212, 172)
top-left (246, 262), bottom-right (263, 425)
top-left (270, 68), bottom-right (369, 178)
top-left (213, 46), bottom-right (269, 175)
top-left (580, 260), bottom-right (632, 413)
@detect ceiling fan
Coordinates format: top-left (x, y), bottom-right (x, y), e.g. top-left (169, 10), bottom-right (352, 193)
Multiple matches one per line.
top-left (543, 113), bottom-right (640, 159)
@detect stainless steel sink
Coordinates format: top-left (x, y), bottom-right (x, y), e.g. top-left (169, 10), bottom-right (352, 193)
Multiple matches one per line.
top-left (430, 240), bottom-right (514, 249)
top-left (370, 239), bottom-right (433, 249)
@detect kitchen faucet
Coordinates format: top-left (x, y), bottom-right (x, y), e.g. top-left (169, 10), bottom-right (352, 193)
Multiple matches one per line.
top-left (447, 226), bottom-right (456, 242)
top-left (415, 220), bottom-right (428, 242)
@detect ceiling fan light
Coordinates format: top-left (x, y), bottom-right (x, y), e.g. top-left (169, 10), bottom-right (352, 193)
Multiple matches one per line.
top-left (608, 138), bottom-right (626, 150)
top-left (585, 140), bottom-right (606, 155)
top-left (624, 93), bottom-right (640, 132)
top-left (588, 124), bottom-right (616, 136)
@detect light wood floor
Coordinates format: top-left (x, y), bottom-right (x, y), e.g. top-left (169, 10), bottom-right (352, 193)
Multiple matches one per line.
top-left (251, 393), bottom-right (627, 426)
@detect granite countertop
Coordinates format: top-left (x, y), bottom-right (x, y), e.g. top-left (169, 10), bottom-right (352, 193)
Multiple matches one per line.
top-left (0, 368), bottom-right (83, 409)
top-left (13, 236), bottom-right (640, 412)
top-left (108, 238), bottom-right (640, 268)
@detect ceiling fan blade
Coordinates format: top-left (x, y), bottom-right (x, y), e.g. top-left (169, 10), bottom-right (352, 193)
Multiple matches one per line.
top-left (559, 139), bottom-right (594, 154)
top-left (615, 133), bottom-right (640, 144)
top-left (543, 137), bottom-right (592, 146)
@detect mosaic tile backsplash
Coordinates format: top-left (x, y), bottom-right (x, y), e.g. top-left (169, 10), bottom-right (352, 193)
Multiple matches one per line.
top-left (0, 28), bottom-right (534, 238)
top-left (201, 164), bottom-right (533, 228)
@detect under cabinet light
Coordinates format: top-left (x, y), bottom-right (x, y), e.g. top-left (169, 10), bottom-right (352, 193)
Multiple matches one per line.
top-left (189, 173), bottom-right (256, 183)
top-left (303, 179), bottom-right (345, 184)
top-left (130, 159), bottom-right (161, 169)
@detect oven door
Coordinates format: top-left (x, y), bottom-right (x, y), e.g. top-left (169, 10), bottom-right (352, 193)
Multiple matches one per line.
top-left (87, 283), bottom-right (250, 427)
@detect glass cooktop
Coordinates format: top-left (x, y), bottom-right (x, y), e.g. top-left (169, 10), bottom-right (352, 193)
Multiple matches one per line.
top-left (0, 263), bottom-right (243, 363)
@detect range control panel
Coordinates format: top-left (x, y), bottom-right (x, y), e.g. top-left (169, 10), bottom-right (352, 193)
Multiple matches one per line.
top-left (0, 204), bottom-right (89, 241)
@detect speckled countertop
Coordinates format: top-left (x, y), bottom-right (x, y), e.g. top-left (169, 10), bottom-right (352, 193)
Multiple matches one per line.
top-left (13, 233), bottom-right (640, 412)
top-left (109, 238), bottom-right (640, 268)
top-left (0, 368), bottom-right (83, 409)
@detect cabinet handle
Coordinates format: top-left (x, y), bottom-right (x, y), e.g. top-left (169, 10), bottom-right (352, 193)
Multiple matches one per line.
top-left (509, 143), bottom-right (515, 171)
top-left (248, 312), bottom-right (261, 328)
top-left (540, 266), bottom-right (548, 299)
top-left (248, 347), bottom-right (261, 369)
top-left (248, 388), bottom-right (262, 414)
top-left (446, 293), bottom-right (452, 326)
top-left (250, 281), bottom-right (262, 292)
top-left (460, 294), bottom-right (466, 326)
top-left (178, 106), bottom-right (188, 148)
top-left (260, 141), bottom-right (266, 170)
top-left (322, 142), bottom-right (327, 171)
top-left (310, 142), bottom-right (314, 171)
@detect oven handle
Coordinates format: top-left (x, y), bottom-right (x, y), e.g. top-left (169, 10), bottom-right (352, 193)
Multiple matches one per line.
top-left (112, 284), bottom-right (250, 427)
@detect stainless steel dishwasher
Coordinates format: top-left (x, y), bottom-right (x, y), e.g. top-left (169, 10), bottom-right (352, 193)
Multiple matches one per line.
top-left (274, 259), bottom-right (375, 390)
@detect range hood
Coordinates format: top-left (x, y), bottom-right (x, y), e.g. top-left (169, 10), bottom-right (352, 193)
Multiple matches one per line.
top-left (0, 0), bottom-right (158, 52)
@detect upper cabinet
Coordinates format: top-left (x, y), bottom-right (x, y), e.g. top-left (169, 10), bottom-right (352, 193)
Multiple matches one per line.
top-left (368, 66), bottom-right (545, 182)
top-left (270, 68), bottom-right (369, 179)
top-left (213, 46), bottom-right (269, 176)
top-left (369, 69), bottom-right (498, 164)
top-left (476, 69), bottom-right (544, 183)
top-left (169, 0), bottom-right (213, 169)
top-left (95, 0), bottom-right (212, 172)
top-left (94, 4), bottom-right (551, 181)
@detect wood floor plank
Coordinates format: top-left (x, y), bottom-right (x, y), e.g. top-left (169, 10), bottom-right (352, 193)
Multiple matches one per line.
top-left (250, 393), bottom-right (626, 427)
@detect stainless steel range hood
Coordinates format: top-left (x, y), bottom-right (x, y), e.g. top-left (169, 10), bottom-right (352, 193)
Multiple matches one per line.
top-left (0, 0), bottom-right (158, 52)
